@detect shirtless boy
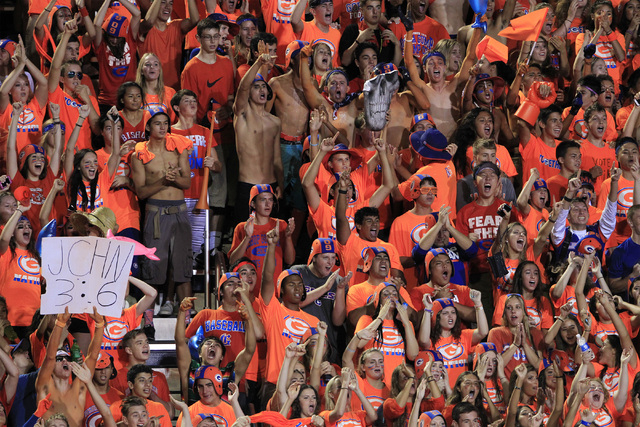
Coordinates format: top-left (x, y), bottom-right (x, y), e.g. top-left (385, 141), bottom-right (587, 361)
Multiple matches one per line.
top-left (403, 25), bottom-right (481, 139)
top-left (233, 52), bottom-right (284, 221)
top-left (299, 45), bottom-right (359, 146)
top-left (131, 111), bottom-right (193, 315)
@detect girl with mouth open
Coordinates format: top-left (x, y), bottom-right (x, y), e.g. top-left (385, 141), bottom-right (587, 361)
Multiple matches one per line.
top-left (492, 262), bottom-right (554, 333)
top-left (0, 200), bottom-right (41, 338)
top-left (421, 293), bottom-right (488, 391)
top-left (442, 371), bottom-right (494, 426)
top-left (6, 101), bottom-right (62, 235)
top-left (488, 294), bottom-right (543, 379)
top-left (64, 106), bottom-right (123, 215)
top-left (384, 362), bottom-right (442, 427)
top-left (473, 343), bottom-right (508, 416)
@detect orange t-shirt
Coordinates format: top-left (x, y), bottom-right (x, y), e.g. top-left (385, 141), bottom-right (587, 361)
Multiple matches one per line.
top-left (172, 125), bottom-right (215, 200)
top-left (465, 144), bottom-right (517, 178)
top-left (351, 376), bottom-right (389, 411)
top-left (399, 16), bottom-right (449, 59)
top-left (355, 316), bottom-right (415, 382)
top-left (28, 0), bottom-right (71, 14)
top-left (94, 31), bottom-right (138, 106)
top-left (484, 378), bottom-right (506, 414)
top-left (181, 56), bottom-right (235, 122)
top-left (431, 329), bottom-right (475, 389)
top-left (258, 293), bottom-right (320, 384)
top-left (333, 0), bottom-right (362, 31)
top-left (138, 20), bottom-right (184, 90)
top-left (185, 308), bottom-right (246, 367)
top-left (119, 111), bottom-right (151, 145)
top-left (520, 134), bottom-right (560, 182)
top-left (616, 105), bottom-right (633, 132)
top-left (593, 355), bottom-right (640, 396)
top-left (0, 98), bottom-right (46, 153)
top-left (336, 234), bottom-right (402, 287)
top-left (546, 174), bottom-right (569, 205)
top-left (492, 295), bottom-right (555, 330)
top-left (299, 22), bottom-right (341, 67)
top-left (0, 248), bottom-right (41, 327)
top-left (416, 160), bottom-right (458, 220)
top-left (48, 86), bottom-right (99, 151)
top-left (548, 283), bottom-right (596, 318)
top-left (566, 401), bottom-right (617, 427)
top-left (346, 281), bottom-right (416, 315)
top-left (84, 305), bottom-right (143, 371)
top-left (10, 168), bottom-right (58, 236)
top-left (109, 367), bottom-right (170, 401)
top-left (320, 409), bottom-right (367, 427)
top-left (597, 175), bottom-right (633, 247)
top-left (580, 139), bottom-right (616, 194)
top-left (143, 88), bottom-right (177, 124)
top-left (177, 400), bottom-right (237, 427)
top-left (230, 218), bottom-right (287, 298)
top-left (261, 0), bottom-right (297, 62)
top-left (309, 199), bottom-right (357, 241)
top-left (487, 326), bottom-right (544, 379)
top-left (83, 387), bottom-right (124, 427)
top-left (314, 164), bottom-right (370, 209)
top-left (110, 398), bottom-right (171, 427)
top-left (388, 210), bottom-right (433, 290)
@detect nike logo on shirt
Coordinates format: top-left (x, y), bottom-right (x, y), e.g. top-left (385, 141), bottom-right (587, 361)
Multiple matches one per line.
top-left (207, 77), bottom-right (223, 88)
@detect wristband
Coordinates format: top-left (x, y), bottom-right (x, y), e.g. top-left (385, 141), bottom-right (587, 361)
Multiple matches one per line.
top-left (548, 218), bottom-right (556, 223)
top-left (55, 320), bottom-right (66, 329)
top-left (424, 309), bottom-right (432, 312)
top-left (427, 377), bottom-right (435, 382)
top-left (355, 332), bottom-right (362, 340)
top-left (44, 8), bottom-right (51, 11)
top-left (563, 195), bottom-right (572, 202)
top-left (80, 6), bottom-right (89, 17)
top-left (475, 306), bottom-right (483, 310)
top-left (309, 142), bottom-right (319, 147)
top-left (346, 347), bottom-right (355, 352)
top-left (581, 421), bottom-right (591, 426)
top-left (338, 189), bottom-right (348, 194)
top-left (514, 386), bottom-right (521, 390)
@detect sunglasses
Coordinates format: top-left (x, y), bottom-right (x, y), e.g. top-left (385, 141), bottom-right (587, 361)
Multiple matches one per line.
top-left (56, 356), bottom-right (71, 362)
top-left (420, 186), bottom-right (437, 196)
top-left (66, 71), bottom-right (83, 80)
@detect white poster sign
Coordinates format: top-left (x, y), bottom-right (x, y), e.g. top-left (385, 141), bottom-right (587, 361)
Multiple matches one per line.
top-left (40, 237), bottom-right (135, 317)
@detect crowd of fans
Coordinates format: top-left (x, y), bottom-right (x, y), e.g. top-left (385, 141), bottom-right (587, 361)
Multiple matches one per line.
top-left (2, 0), bottom-right (640, 426)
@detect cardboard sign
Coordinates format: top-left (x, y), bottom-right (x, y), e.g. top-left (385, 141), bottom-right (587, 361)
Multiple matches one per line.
top-left (40, 237), bottom-right (135, 317)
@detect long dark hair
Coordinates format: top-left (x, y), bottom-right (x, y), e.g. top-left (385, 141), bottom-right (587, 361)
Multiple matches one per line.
top-left (451, 108), bottom-right (493, 175)
top-left (371, 286), bottom-right (407, 351)
top-left (8, 217), bottom-right (40, 264)
top-left (291, 384), bottom-right (320, 418)
top-left (599, 335), bottom-right (623, 380)
top-left (511, 261), bottom-right (549, 319)
top-left (432, 305), bottom-right (462, 344)
top-left (67, 149), bottom-right (98, 212)
top-left (584, 0), bottom-right (617, 31)
top-left (555, 314), bottom-right (582, 352)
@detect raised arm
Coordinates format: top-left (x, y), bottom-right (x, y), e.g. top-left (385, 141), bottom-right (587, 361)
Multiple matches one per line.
top-left (92, 0), bottom-right (112, 48)
top-left (334, 169), bottom-right (352, 245)
top-left (234, 53), bottom-right (271, 114)
top-left (453, 27), bottom-right (481, 84)
top-left (34, 0), bottom-right (58, 41)
top-left (368, 138), bottom-right (395, 208)
top-left (302, 135), bottom-right (336, 212)
top-left (176, 297), bottom-right (197, 401)
top-left (36, 308), bottom-right (71, 397)
top-left (516, 168), bottom-right (540, 215)
top-left (64, 105), bottom-right (91, 178)
top-left (48, 20), bottom-right (77, 93)
top-left (6, 102), bottom-right (23, 180)
top-left (298, 45), bottom-right (325, 109)
top-left (290, 0), bottom-right (307, 34)
top-left (182, 0), bottom-right (200, 33)
top-left (72, 362), bottom-right (117, 427)
top-left (0, 346), bottom-right (19, 403)
top-left (0, 202), bottom-right (30, 255)
top-left (129, 276), bottom-right (158, 316)
top-left (470, 290), bottom-right (488, 343)
top-left (260, 223), bottom-right (280, 305)
top-left (140, 0), bottom-right (163, 35)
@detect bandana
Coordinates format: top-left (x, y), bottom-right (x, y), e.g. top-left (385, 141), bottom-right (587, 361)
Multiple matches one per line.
top-left (322, 91), bottom-right (360, 119)
top-left (134, 134), bottom-right (193, 164)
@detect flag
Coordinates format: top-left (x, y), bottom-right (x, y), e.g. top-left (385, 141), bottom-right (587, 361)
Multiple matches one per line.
top-left (498, 7), bottom-right (548, 41)
top-left (476, 36), bottom-right (509, 63)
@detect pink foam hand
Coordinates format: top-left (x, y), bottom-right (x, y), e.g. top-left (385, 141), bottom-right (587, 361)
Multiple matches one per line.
top-left (106, 230), bottom-right (160, 260)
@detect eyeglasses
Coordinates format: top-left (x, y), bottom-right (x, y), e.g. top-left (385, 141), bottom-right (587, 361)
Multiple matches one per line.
top-left (66, 71), bottom-right (83, 80)
top-left (420, 186), bottom-right (437, 196)
top-left (56, 356), bottom-right (71, 362)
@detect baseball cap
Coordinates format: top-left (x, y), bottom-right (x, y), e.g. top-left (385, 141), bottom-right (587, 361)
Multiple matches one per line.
top-left (18, 144), bottom-right (46, 170)
top-left (359, 246), bottom-right (388, 273)
top-left (472, 342), bottom-right (497, 369)
top-left (285, 40), bottom-right (309, 70)
top-left (424, 248), bottom-right (454, 280)
top-left (322, 144), bottom-right (363, 172)
top-left (193, 365), bottom-right (223, 395)
top-left (307, 238), bottom-right (336, 264)
top-left (276, 269), bottom-right (302, 299)
top-left (414, 350), bottom-right (443, 378)
top-left (397, 174), bottom-right (426, 201)
top-left (411, 113), bottom-right (435, 130)
top-left (533, 178), bottom-right (547, 190)
top-left (431, 298), bottom-right (454, 323)
top-left (248, 184), bottom-right (275, 207)
top-left (419, 411), bottom-right (445, 427)
top-left (0, 39), bottom-right (16, 56)
top-left (218, 272), bottom-right (240, 300)
top-left (208, 13), bottom-right (239, 36)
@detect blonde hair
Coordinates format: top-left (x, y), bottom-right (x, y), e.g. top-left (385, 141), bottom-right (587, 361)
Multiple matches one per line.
top-left (136, 53), bottom-right (165, 108)
top-left (324, 376), bottom-right (342, 411)
top-left (44, 414), bottom-right (69, 427)
top-left (357, 348), bottom-right (384, 379)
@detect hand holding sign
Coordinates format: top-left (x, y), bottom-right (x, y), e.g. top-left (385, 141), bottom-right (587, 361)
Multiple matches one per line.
top-left (41, 237), bottom-right (134, 317)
